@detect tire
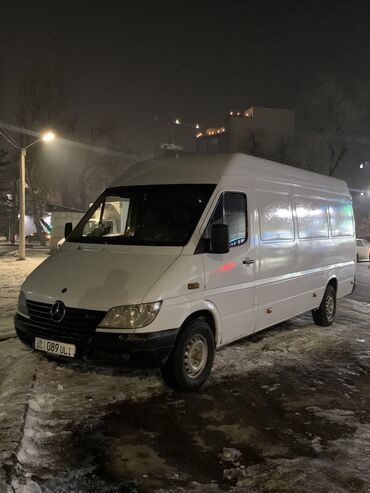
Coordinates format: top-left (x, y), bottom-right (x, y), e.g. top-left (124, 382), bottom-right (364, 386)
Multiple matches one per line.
top-left (161, 319), bottom-right (215, 392)
top-left (357, 254), bottom-right (360, 263)
top-left (312, 285), bottom-right (336, 327)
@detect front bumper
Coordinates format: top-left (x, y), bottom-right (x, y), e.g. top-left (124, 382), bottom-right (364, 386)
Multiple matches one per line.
top-left (15, 314), bottom-right (178, 367)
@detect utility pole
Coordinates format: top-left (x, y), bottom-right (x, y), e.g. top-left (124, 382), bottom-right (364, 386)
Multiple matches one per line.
top-left (0, 128), bottom-right (55, 260)
top-left (19, 148), bottom-right (26, 260)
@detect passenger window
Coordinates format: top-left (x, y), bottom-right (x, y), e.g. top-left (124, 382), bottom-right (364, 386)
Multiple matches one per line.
top-left (204, 192), bottom-right (247, 247)
top-left (258, 191), bottom-right (294, 241)
top-left (295, 197), bottom-right (329, 239)
top-left (82, 197), bottom-right (130, 237)
top-left (356, 240), bottom-right (362, 247)
top-left (329, 202), bottom-right (354, 237)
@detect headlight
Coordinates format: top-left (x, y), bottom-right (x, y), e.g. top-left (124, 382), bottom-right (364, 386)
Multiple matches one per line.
top-left (17, 291), bottom-right (28, 317)
top-left (98, 301), bottom-right (162, 329)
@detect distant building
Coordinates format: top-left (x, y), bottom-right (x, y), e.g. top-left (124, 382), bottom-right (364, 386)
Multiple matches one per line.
top-left (196, 106), bottom-right (295, 154)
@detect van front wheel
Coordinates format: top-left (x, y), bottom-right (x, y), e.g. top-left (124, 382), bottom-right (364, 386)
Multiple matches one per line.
top-left (161, 319), bottom-right (215, 392)
top-left (312, 285), bottom-right (336, 326)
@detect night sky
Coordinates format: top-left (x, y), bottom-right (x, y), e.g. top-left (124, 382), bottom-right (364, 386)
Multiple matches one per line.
top-left (1, 0), bottom-right (370, 161)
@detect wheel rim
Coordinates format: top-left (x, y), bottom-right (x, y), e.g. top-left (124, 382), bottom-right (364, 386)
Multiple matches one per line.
top-left (325, 295), bottom-right (335, 320)
top-left (184, 334), bottom-right (208, 379)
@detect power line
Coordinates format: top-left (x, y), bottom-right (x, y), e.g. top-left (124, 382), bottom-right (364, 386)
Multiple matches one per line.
top-left (0, 128), bottom-right (22, 150)
top-left (0, 122), bottom-right (22, 149)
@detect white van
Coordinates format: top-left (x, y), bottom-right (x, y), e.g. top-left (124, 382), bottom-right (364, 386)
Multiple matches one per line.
top-left (15, 154), bottom-right (356, 391)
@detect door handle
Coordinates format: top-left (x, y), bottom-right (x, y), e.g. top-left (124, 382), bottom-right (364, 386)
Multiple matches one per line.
top-left (243, 258), bottom-right (255, 265)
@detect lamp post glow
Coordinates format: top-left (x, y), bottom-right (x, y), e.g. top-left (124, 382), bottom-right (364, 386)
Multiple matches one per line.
top-left (42, 131), bottom-right (55, 142)
top-left (18, 131), bottom-right (55, 260)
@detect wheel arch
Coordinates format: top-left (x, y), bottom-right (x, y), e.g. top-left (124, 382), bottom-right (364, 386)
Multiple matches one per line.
top-left (179, 305), bottom-right (221, 346)
top-left (327, 276), bottom-right (338, 293)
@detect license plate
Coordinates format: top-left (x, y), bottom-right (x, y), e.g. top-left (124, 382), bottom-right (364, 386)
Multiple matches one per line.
top-left (34, 337), bottom-right (76, 358)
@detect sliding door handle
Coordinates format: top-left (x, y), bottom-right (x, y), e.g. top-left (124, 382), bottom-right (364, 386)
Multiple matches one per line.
top-left (243, 258), bottom-right (255, 265)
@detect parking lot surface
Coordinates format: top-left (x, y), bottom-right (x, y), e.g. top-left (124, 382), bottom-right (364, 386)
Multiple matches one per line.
top-left (1, 296), bottom-right (369, 493)
top-left (350, 262), bottom-right (370, 303)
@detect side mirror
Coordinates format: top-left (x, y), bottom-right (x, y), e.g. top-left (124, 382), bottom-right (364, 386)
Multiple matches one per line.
top-left (210, 224), bottom-right (229, 254)
top-left (64, 222), bottom-right (73, 239)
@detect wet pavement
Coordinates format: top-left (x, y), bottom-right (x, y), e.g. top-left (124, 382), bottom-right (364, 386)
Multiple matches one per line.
top-left (350, 262), bottom-right (370, 303)
top-left (2, 297), bottom-right (370, 493)
top-left (67, 327), bottom-right (370, 492)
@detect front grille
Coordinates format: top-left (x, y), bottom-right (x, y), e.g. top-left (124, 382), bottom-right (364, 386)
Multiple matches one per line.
top-left (24, 300), bottom-right (106, 344)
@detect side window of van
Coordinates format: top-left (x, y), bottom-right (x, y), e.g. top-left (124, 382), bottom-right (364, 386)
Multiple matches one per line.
top-left (329, 202), bottom-right (354, 237)
top-left (258, 191), bottom-right (294, 241)
top-left (204, 192), bottom-right (247, 247)
top-left (295, 196), bottom-right (329, 239)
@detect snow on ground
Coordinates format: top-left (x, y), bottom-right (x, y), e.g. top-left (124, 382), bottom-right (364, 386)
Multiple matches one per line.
top-left (2, 298), bottom-right (370, 493)
top-left (0, 253), bottom-right (370, 492)
top-left (0, 347), bottom-right (166, 492)
top-left (0, 250), bottom-right (47, 339)
top-left (0, 339), bottom-right (39, 491)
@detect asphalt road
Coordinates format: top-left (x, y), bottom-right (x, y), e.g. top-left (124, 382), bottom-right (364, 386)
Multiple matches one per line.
top-left (349, 261), bottom-right (370, 303)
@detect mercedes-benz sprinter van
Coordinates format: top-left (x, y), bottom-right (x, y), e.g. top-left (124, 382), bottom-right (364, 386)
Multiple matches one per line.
top-left (15, 154), bottom-right (356, 391)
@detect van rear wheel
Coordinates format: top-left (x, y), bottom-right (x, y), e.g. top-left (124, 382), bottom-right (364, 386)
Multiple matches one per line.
top-left (312, 285), bottom-right (336, 326)
top-left (161, 319), bottom-right (215, 392)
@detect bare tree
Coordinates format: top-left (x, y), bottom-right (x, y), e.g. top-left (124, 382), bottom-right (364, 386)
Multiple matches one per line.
top-left (16, 54), bottom-right (69, 244)
top-left (239, 129), bottom-right (264, 157)
top-left (0, 150), bottom-right (18, 241)
top-left (262, 135), bottom-right (296, 166)
top-left (53, 120), bottom-right (135, 211)
top-left (311, 73), bottom-right (365, 176)
top-left (16, 56), bottom-right (136, 229)
top-left (76, 121), bottom-right (120, 210)
top-left (0, 149), bottom-right (10, 216)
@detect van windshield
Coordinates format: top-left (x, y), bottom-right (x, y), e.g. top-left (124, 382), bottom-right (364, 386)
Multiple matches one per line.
top-left (67, 184), bottom-right (215, 246)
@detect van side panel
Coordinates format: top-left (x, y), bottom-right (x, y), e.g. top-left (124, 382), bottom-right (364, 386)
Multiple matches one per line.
top-left (254, 185), bottom-right (299, 329)
top-left (294, 191), bottom-right (355, 307)
top-left (253, 183), bottom-right (355, 334)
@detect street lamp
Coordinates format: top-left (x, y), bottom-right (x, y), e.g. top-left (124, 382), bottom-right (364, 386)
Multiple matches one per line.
top-left (42, 131), bottom-right (55, 142)
top-left (17, 131), bottom-right (55, 260)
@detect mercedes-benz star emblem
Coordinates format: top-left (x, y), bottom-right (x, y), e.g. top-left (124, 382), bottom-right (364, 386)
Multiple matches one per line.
top-left (50, 300), bottom-right (66, 323)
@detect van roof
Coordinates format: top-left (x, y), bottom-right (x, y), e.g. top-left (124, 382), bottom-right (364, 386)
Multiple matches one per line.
top-left (111, 153), bottom-right (349, 196)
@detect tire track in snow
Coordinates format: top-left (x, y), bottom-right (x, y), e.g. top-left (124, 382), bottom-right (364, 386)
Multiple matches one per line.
top-left (9, 357), bottom-right (165, 492)
top-left (0, 341), bottom-right (39, 493)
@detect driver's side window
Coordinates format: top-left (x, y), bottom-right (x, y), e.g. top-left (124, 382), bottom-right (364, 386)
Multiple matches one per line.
top-left (203, 192), bottom-right (248, 247)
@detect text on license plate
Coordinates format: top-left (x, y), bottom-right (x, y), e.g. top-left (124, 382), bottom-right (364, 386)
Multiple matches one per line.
top-left (34, 337), bottom-right (76, 358)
